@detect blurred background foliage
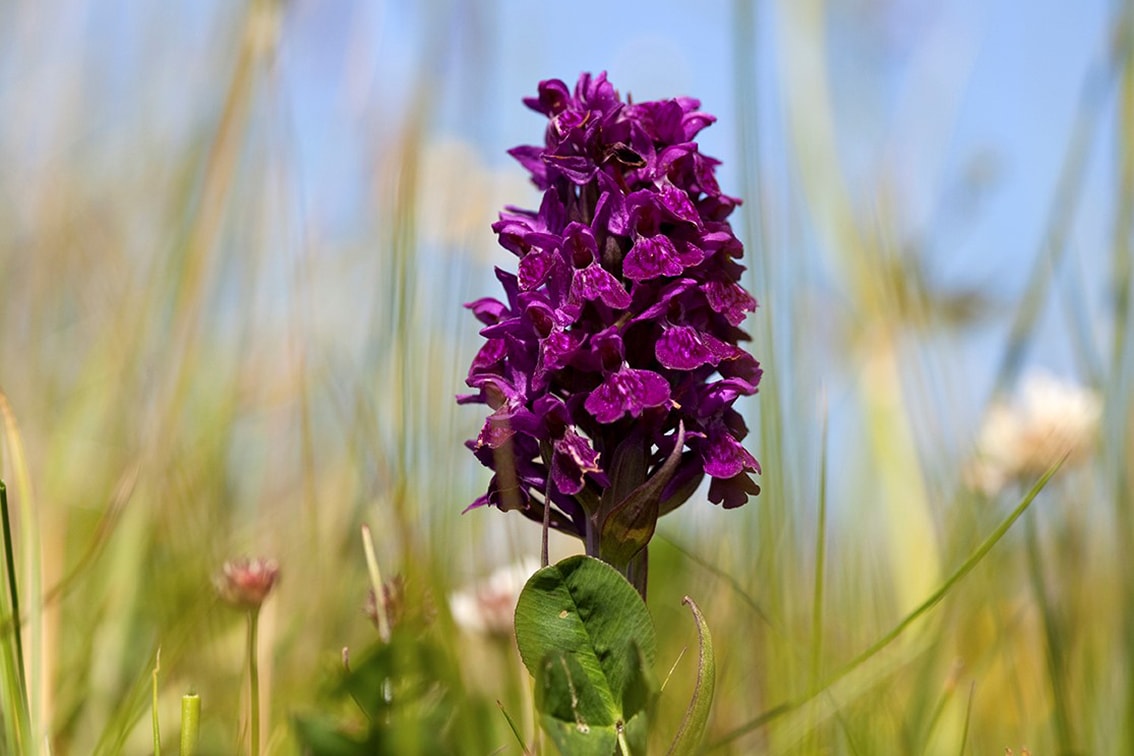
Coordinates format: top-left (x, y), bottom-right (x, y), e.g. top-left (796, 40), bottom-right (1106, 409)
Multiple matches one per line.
top-left (0, 0), bottom-right (1132, 753)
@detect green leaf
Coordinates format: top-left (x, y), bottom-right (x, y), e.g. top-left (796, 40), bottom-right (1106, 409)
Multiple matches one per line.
top-left (666, 597), bottom-right (715, 756)
top-left (515, 556), bottom-right (657, 695)
top-left (536, 649), bottom-right (619, 756)
top-left (515, 556), bottom-right (659, 754)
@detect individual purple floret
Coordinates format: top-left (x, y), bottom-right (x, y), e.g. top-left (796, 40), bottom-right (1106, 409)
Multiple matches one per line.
top-left (459, 72), bottom-right (761, 574)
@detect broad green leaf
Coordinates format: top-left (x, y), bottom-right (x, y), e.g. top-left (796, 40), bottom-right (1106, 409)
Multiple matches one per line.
top-left (536, 649), bottom-right (619, 756)
top-left (515, 556), bottom-right (659, 753)
top-left (515, 556), bottom-right (656, 697)
top-left (666, 597), bottom-right (715, 756)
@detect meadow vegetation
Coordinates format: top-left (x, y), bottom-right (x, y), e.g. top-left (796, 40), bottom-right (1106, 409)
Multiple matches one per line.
top-left (0, 1), bottom-right (1131, 753)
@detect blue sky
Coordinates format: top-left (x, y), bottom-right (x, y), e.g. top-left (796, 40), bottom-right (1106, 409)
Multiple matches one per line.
top-left (273, 0), bottom-right (1115, 304)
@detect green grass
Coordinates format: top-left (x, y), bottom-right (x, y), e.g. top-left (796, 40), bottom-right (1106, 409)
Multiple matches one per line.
top-left (1, 1), bottom-right (1132, 753)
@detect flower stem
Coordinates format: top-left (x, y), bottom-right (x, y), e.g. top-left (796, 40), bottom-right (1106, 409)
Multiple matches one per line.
top-left (247, 608), bottom-right (261, 756)
top-left (625, 548), bottom-right (648, 601)
top-left (584, 515), bottom-right (600, 559)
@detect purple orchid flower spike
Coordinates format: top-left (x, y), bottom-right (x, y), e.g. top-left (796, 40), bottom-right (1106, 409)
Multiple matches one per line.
top-left (460, 72), bottom-right (761, 597)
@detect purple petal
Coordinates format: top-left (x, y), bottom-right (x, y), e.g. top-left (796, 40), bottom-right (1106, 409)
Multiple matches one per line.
top-left (519, 250), bottom-right (555, 291)
top-left (599, 173), bottom-right (631, 235)
top-left (680, 109), bottom-right (717, 141)
top-left (656, 326), bottom-right (736, 370)
top-left (660, 184), bottom-right (703, 228)
top-left (700, 427), bottom-right (759, 478)
top-left (571, 264), bottom-right (632, 309)
top-left (539, 330), bottom-right (582, 373)
top-left (707, 472), bottom-right (761, 509)
top-left (551, 428), bottom-right (602, 495)
top-left (674, 240), bottom-right (707, 267)
top-left (465, 297), bottom-right (509, 325)
top-left (507, 145), bottom-right (549, 187)
top-left (623, 235), bottom-right (685, 281)
top-left (591, 328), bottom-right (624, 370)
top-left (475, 415), bottom-right (516, 450)
top-left (562, 222), bottom-right (599, 267)
top-left (544, 153), bottom-right (597, 185)
top-left (469, 338), bottom-right (507, 373)
top-left (718, 352), bottom-right (763, 389)
top-left (704, 280), bottom-right (757, 326)
top-left (584, 367), bottom-right (671, 423)
top-left (523, 78), bottom-right (570, 115)
top-left (633, 279), bottom-right (695, 323)
top-left (575, 71), bottom-right (618, 111)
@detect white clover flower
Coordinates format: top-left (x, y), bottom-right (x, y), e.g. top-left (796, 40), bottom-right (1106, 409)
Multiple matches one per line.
top-left (449, 557), bottom-right (541, 637)
top-left (967, 372), bottom-right (1101, 495)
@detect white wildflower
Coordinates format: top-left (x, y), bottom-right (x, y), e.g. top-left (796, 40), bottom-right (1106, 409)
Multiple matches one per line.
top-left (449, 557), bottom-right (540, 637)
top-left (967, 372), bottom-right (1101, 495)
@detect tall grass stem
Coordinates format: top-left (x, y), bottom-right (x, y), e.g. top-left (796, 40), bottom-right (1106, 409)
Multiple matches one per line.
top-left (361, 525), bottom-right (390, 642)
top-left (1024, 513), bottom-right (1074, 752)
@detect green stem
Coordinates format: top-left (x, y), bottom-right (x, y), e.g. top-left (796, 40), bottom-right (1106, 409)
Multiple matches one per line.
top-left (180, 693), bottom-right (200, 755)
top-left (248, 609), bottom-right (261, 756)
top-left (625, 548), bottom-right (648, 601)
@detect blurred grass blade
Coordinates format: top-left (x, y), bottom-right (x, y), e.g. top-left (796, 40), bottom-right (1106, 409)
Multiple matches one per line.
top-left (1024, 514), bottom-right (1074, 752)
top-left (711, 458), bottom-right (1063, 749)
top-left (0, 389), bottom-right (40, 753)
top-left (152, 649), bottom-right (162, 756)
top-left (957, 681), bottom-right (975, 756)
top-left (496, 700), bottom-right (529, 755)
top-left (809, 391), bottom-right (830, 693)
top-left (93, 649), bottom-right (161, 756)
top-left (40, 463), bottom-right (138, 608)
